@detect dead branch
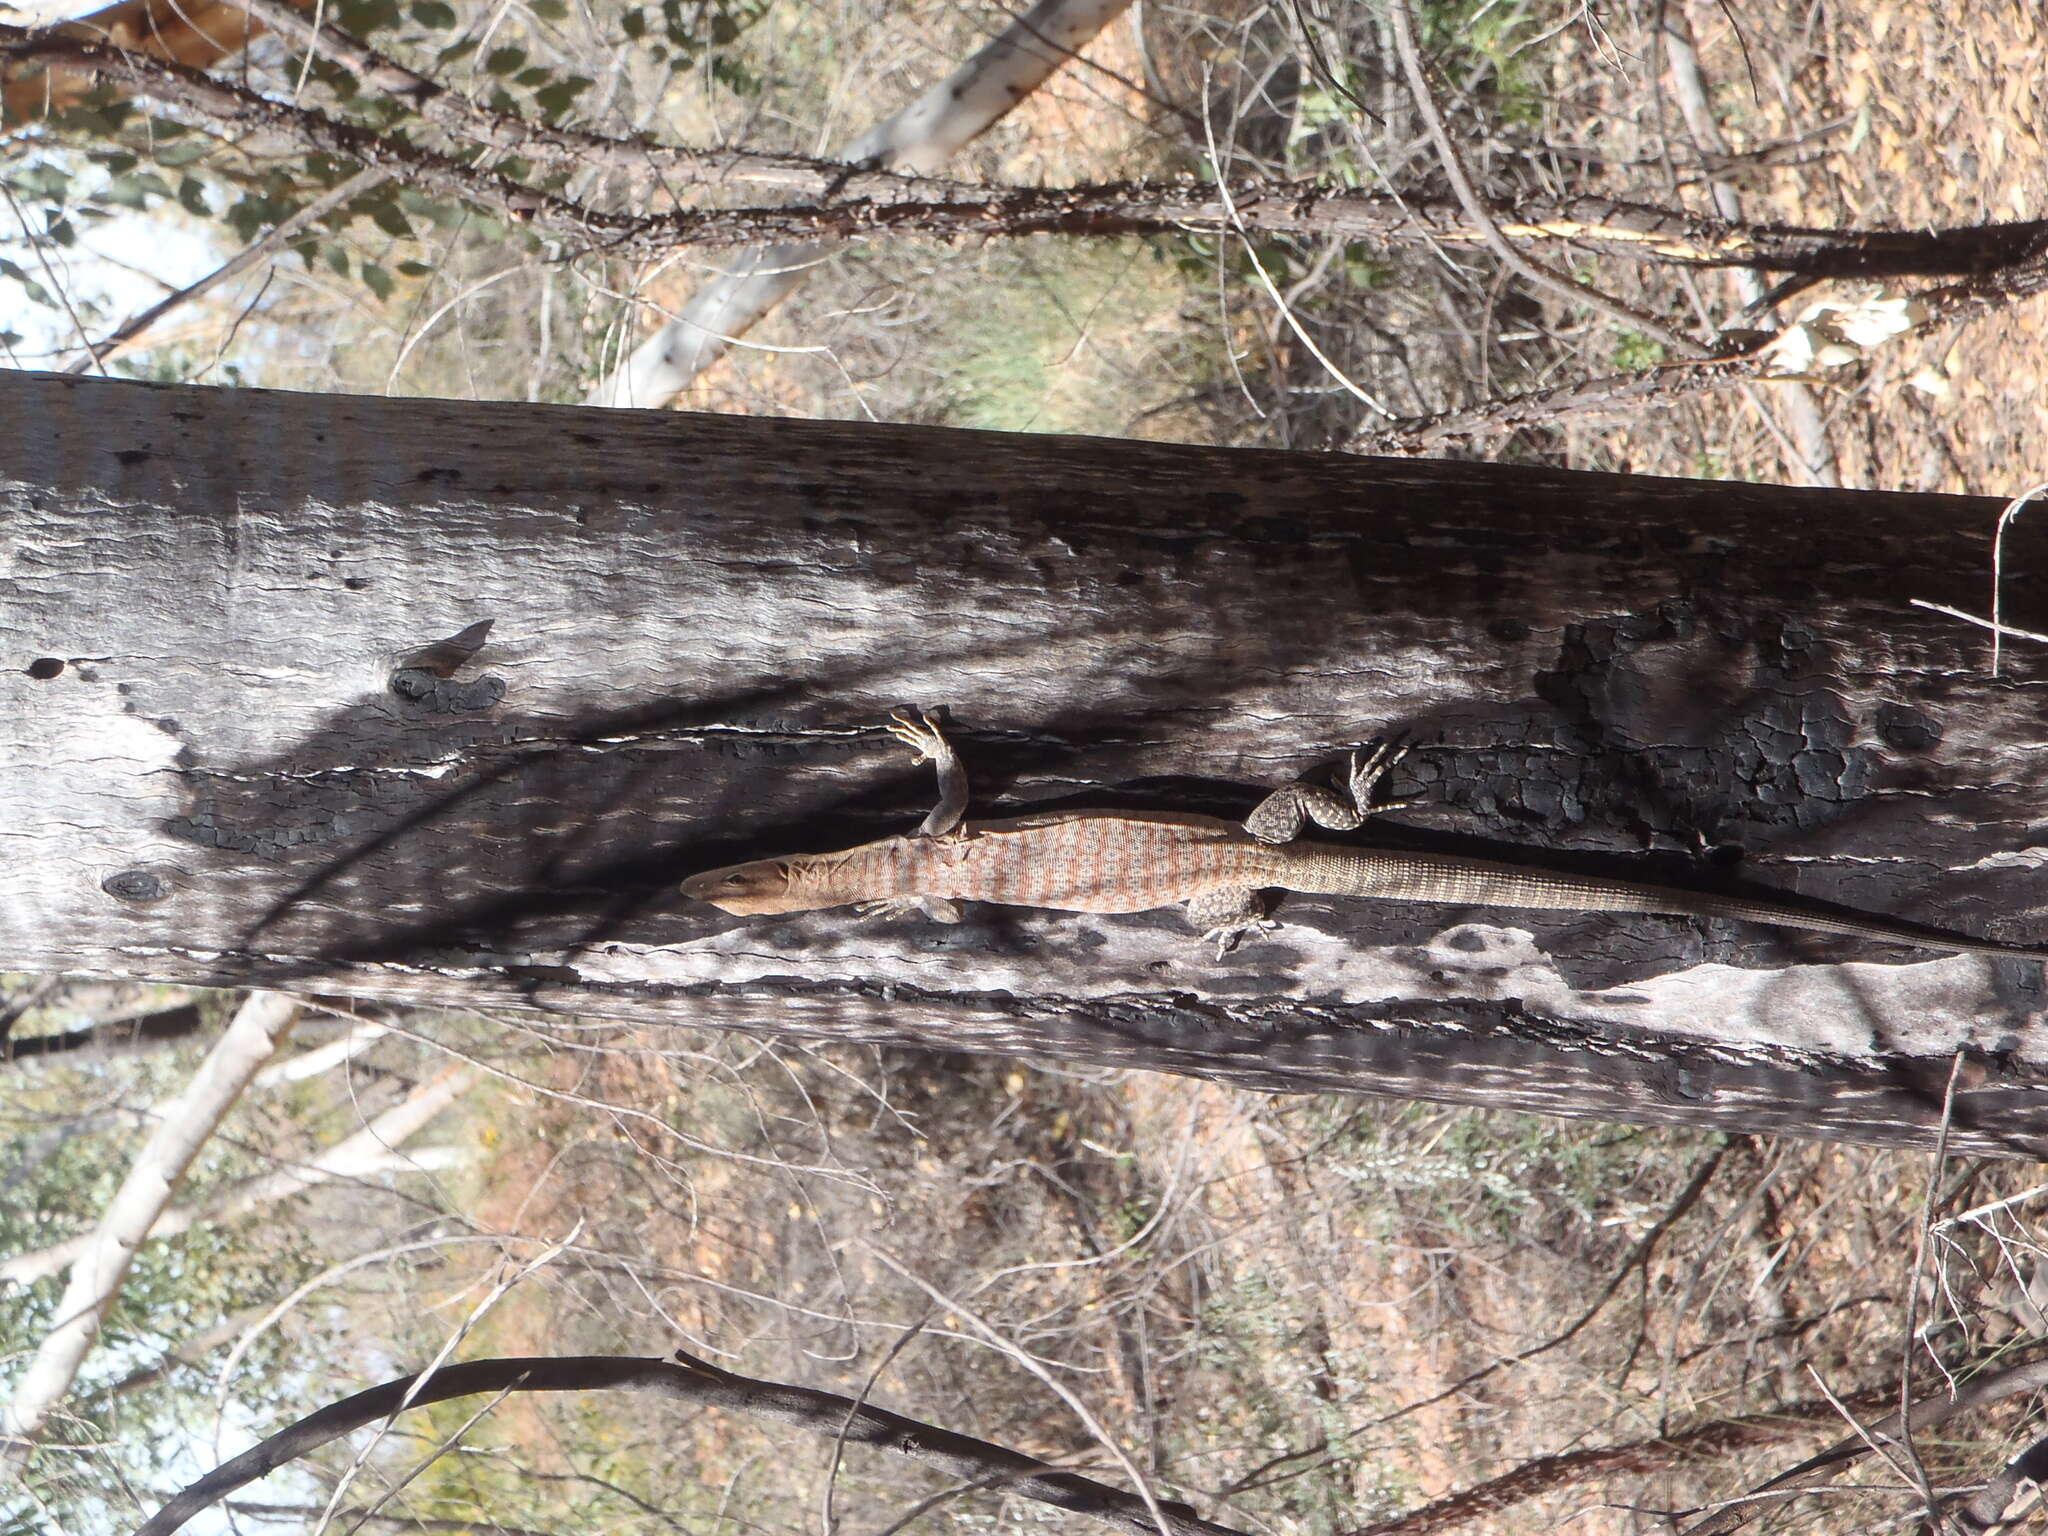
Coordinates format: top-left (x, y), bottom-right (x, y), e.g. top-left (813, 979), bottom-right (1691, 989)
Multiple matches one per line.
top-left (132, 1352), bottom-right (1249, 1536)
top-left (1679, 1350), bottom-right (2048, 1536)
top-left (1345, 1387), bottom-right (1896, 1536)
top-left (8, 22), bottom-right (2047, 287)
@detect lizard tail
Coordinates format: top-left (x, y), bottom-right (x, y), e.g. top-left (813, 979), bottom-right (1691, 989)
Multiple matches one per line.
top-left (1288, 845), bottom-right (2048, 961)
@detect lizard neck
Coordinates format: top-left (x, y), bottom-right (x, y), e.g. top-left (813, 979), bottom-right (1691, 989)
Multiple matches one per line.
top-left (789, 839), bottom-right (921, 907)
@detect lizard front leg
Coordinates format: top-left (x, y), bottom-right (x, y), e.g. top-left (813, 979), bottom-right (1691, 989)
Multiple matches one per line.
top-left (886, 707), bottom-right (969, 837)
top-left (1243, 737), bottom-right (1419, 844)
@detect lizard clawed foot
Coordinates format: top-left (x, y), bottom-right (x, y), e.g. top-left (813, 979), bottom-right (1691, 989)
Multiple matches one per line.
top-left (1347, 737), bottom-right (1418, 816)
top-left (860, 896), bottom-right (962, 923)
top-left (886, 707), bottom-right (947, 763)
top-left (887, 707), bottom-right (970, 838)
top-left (1203, 917), bottom-right (1279, 960)
top-left (858, 897), bottom-right (923, 920)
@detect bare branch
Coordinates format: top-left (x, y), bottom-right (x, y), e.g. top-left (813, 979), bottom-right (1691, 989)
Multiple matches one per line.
top-left (8, 23), bottom-right (2045, 285)
top-left (1679, 1351), bottom-right (2048, 1536)
top-left (1344, 1386), bottom-right (1897, 1536)
top-left (132, 1353), bottom-right (1251, 1536)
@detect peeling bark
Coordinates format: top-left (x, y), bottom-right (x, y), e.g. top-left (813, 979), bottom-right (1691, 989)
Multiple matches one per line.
top-left (7, 371), bottom-right (2048, 1153)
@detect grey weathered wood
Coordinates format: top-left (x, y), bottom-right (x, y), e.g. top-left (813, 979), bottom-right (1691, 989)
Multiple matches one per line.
top-left (6, 369), bottom-right (2048, 1153)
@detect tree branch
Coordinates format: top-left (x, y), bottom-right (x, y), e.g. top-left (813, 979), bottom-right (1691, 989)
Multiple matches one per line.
top-left (8, 22), bottom-right (2046, 283)
top-left (133, 1352), bottom-right (1249, 1536)
top-left (1679, 1350), bottom-right (2048, 1536)
top-left (1345, 1386), bottom-right (1897, 1536)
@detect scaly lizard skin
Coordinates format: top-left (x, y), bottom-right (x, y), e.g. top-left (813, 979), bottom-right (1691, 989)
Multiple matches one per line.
top-left (683, 710), bottom-right (2048, 962)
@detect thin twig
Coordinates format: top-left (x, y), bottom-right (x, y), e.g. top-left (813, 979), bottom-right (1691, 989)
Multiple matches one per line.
top-left (1988, 480), bottom-right (2048, 676)
top-left (1907, 600), bottom-right (2048, 648)
top-left (866, 1245), bottom-right (1187, 1536)
top-left (1896, 1055), bottom-right (1968, 1527)
top-left (64, 167), bottom-right (386, 373)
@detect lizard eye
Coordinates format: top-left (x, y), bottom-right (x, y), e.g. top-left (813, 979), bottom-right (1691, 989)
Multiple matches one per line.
top-left (722, 873), bottom-right (749, 886)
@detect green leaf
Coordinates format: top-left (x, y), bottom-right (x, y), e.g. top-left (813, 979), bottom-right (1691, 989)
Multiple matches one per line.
top-left (530, 0), bottom-right (568, 16)
top-left (397, 259), bottom-right (433, 276)
top-left (438, 36), bottom-right (479, 62)
top-left (103, 171), bottom-right (167, 209)
top-left (515, 65), bottom-right (551, 85)
top-left (6, 265), bottom-right (55, 304)
top-left (710, 55), bottom-right (758, 95)
top-left (10, 163), bottom-right (70, 198)
top-left (334, 0), bottom-right (401, 32)
top-left (370, 201), bottom-right (414, 238)
top-left (325, 245), bottom-right (351, 276)
top-left (156, 139), bottom-right (210, 168)
top-left (361, 262), bottom-right (394, 300)
top-left (410, 0), bottom-right (456, 23)
top-left (619, 9), bottom-right (645, 36)
top-left (484, 45), bottom-right (526, 73)
top-left (533, 75), bottom-right (591, 117)
top-left (177, 176), bottom-right (210, 217)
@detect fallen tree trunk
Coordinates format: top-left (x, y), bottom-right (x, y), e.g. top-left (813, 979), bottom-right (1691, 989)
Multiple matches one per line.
top-left (6, 370), bottom-right (2048, 1153)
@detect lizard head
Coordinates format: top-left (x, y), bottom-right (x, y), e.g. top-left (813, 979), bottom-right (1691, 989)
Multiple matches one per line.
top-left (681, 856), bottom-right (804, 914)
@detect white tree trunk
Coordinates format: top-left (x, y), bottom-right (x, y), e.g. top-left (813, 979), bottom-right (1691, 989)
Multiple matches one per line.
top-left (0, 990), bottom-right (299, 1475)
top-left (0, 1063), bottom-right (472, 1287)
top-left (8, 370), bottom-right (2048, 1155)
top-left (584, 0), bottom-right (1133, 409)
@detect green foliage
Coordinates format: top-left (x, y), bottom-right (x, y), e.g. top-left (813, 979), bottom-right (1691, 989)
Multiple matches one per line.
top-left (1414, 0), bottom-right (1548, 125)
top-left (1613, 329), bottom-right (1669, 370)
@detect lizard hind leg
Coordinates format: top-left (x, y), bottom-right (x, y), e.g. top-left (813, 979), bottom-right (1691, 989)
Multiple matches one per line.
top-left (1187, 886), bottom-right (1276, 959)
top-left (886, 707), bottom-right (969, 837)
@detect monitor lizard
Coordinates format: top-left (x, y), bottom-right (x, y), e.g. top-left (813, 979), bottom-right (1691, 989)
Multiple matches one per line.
top-left (682, 709), bottom-right (2048, 963)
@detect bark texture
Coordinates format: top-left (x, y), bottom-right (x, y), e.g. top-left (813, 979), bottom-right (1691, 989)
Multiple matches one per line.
top-left (7, 371), bottom-right (2048, 1153)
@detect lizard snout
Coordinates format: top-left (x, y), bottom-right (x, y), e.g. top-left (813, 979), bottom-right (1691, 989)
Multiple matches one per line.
top-left (682, 858), bottom-right (798, 914)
